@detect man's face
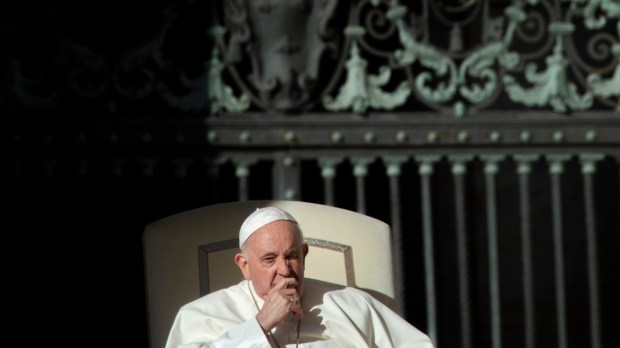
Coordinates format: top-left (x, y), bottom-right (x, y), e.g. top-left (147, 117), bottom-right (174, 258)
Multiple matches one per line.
top-left (236, 220), bottom-right (308, 300)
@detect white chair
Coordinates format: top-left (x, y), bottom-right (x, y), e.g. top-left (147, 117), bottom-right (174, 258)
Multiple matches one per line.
top-left (143, 200), bottom-right (396, 348)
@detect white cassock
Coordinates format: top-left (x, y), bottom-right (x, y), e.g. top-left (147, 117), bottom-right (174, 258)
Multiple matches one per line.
top-left (166, 278), bottom-right (435, 348)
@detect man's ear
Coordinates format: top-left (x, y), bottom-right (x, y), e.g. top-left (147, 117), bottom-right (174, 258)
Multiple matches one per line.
top-left (235, 252), bottom-right (252, 280)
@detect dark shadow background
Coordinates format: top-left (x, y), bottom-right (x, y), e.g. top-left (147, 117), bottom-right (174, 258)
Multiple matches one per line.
top-left (3, 1), bottom-right (619, 347)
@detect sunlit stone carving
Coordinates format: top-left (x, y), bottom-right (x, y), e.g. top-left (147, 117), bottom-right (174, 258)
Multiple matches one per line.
top-left (323, 26), bottom-right (411, 115)
top-left (503, 23), bottom-right (593, 113)
top-left (207, 27), bottom-right (250, 115)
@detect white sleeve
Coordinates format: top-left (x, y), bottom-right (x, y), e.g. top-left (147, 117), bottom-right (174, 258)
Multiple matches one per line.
top-left (165, 311), bottom-right (271, 348)
top-left (318, 288), bottom-right (435, 348)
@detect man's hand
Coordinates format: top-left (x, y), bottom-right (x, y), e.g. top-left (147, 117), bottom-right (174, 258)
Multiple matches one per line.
top-left (256, 278), bottom-right (303, 332)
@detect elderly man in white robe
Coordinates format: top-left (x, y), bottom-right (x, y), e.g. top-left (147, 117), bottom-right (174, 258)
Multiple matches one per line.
top-left (166, 207), bottom-right (435, 348)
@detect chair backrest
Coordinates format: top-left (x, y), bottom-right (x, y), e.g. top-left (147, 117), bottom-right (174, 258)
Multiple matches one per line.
top-left (143, 200), bottom-right (395, 348)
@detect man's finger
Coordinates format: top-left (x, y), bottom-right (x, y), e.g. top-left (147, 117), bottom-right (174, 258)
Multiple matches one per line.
top-left (274, 277), bottom-right (298, 290)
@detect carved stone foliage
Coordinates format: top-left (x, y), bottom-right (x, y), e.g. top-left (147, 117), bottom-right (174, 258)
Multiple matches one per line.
top-left (3, 0), bottom-right (619, 116)
top-left (218, 0), bottom-right (343, 113)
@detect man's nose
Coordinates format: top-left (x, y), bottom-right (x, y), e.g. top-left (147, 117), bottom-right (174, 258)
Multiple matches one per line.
top-left (277, 258), bottom-right (291, 275)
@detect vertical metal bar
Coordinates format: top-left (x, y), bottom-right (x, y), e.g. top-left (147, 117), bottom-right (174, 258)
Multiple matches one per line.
top-left (449, 154), bottom-right (473, 348)
top-left (109, 158), bottom-right (125, 178)
top-left (273, 154), bottom-right (300, 200)
top-left (139, 158), bottom-right (158, 177)
top-left (482, 155), bottom-right (505, 348)
top-left (203, 157), bottom-right (224, 204)
top-left (319, 158), bottom-right (342, 206)
top-left (234, 160), bottom-right (254, 201)
top-left (173, 159), bottom-right (192, 179)
top-left (580, 154), bottom-right (604, 348)
top-left (172, 158), bottom-right (192, 208)
top-left (236, 165), bottom-right (249, 201)
top-left (323, 170), bottom-right (335, 206)
top-left (384, 156), bottom-right (409, 317)
top-left (515, 155), bottom-right (539, 348)
top-left (547, 154), bottom-right (571, 348)
top-left (416, 155), bottom-right (440, 346)
top-left (351, 158), bottom-right (374, 214)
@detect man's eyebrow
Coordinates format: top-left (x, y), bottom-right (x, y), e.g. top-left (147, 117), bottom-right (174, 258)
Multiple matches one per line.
top-left (258, 248), bottom-right (299, 258)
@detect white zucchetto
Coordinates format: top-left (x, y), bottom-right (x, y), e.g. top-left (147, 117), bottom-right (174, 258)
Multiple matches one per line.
top-left (239, 207), bottom-right (298, 248)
